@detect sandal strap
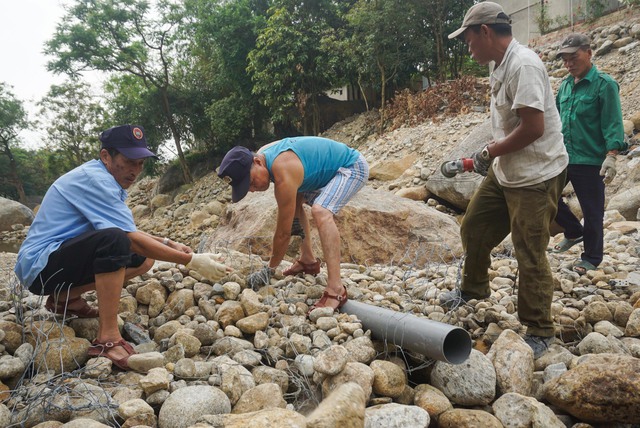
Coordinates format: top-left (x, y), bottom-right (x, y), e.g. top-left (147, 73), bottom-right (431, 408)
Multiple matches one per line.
top-left (310, 286), bottom-right (348, 312)
top-left (322, 289), bottom-right (346, 301)
top-left (46, 294), bottom-right (79, 309)
top-left (45, 295), bottom-right (99, 318)
top-left (90, 338), bottom-right (136, 355)
top-left (283, 258), bottom-right (321, 276)
top-left (88, 339), bottom-right (134, 370)
top-left (297, 258), bottom-right (320, 269)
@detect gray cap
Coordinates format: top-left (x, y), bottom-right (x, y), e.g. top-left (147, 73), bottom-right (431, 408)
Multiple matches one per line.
top-left (448, 2), bottom-right (512, 40)
top-left (558, 33), bottom-right (591, 54)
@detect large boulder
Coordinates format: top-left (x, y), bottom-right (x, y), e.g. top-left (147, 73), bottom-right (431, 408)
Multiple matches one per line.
top-left (0, 197), bottom-right (33, 231)
top-left (544, 353), bottom-right (640, 424)
top-left (425, 119), bottom-right (492, 210)
top-left (369, 155), bottom-right (416, 181)
top-left (607, 184), bottom-right (640, 220)
top-left (209, 186), bottom-right (462, 266)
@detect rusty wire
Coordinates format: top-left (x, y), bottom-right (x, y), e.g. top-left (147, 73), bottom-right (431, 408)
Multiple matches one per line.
top-left (3, 232), bottom-right (520, 427)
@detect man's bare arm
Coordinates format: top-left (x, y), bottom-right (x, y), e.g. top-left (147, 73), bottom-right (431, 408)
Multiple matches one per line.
top-left (128, 231), bottom-right (192, 265)
top-left (269, 152), bottom-right (304, 269)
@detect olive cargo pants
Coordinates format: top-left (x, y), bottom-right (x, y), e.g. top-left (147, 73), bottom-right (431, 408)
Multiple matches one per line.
top-left (460, 167), bottom-right (566, 337)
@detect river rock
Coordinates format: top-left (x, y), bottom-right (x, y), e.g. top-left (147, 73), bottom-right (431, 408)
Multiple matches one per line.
top-left (430, 349), bottom-right (496, 406)
top-left (158, 385), bottom-right (231, 428)
top-left (544, 353), bottom-right (640, 423)
top-left (307, 382), bottom-right (366, 428)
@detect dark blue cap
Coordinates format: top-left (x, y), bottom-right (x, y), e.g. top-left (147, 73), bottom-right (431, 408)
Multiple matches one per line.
top-left (217, 146), bottom-right (253, 202)
top-left (99, 125), bottom-right (157, 159)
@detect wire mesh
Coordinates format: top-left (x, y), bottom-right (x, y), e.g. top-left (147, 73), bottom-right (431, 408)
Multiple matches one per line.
top-left (2, 230), bottom-right (525, 427)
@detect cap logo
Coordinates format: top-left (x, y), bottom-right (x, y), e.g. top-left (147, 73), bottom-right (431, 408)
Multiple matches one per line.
top-left (132, 127), bottom-right (144, 140)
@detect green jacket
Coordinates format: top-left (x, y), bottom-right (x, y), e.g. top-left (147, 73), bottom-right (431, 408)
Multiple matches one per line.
top-left (556, 65), bottom-right (626, 166)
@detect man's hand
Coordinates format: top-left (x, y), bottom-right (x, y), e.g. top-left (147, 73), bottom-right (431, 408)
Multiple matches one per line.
top-left (470, 145), bottom-right (492, 176)
top-left (186, 253), bottom-right (232, 282)
top-left (599, 154), bottom-right (617, 184)
top-left (167, 240), bottom-right (192, 254)
top-left (247, 266), bottom-right (274, 290)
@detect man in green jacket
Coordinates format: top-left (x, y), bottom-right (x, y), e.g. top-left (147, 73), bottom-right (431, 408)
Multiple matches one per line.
top-left (551, 33), bottom-right (627, 275)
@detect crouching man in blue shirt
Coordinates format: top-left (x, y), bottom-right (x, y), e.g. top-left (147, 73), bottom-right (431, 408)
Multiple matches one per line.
top-left (15, 124), bottom-right (231, 370)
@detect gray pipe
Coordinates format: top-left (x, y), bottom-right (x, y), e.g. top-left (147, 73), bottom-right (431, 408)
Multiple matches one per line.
top-left (341, 300), bottom-right (472, 364)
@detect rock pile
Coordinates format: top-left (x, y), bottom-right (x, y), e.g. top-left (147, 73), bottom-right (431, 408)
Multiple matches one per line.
top-left (2, 212), bottom-right (640, 428)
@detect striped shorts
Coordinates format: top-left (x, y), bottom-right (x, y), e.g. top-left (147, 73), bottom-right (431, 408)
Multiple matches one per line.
top-left (302, 154), bottom-right (369, 214)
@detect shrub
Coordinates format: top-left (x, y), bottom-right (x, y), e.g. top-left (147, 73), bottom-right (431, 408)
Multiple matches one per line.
top-left (385, 76), bottom-right (489, 131)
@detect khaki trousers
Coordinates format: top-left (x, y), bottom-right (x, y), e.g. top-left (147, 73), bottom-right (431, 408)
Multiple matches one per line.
top-left (460, 167), bottom-right (566, 337)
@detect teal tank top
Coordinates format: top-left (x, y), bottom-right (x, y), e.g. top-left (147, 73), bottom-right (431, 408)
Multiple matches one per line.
top-left (262, 137), bottom-right (360, 192)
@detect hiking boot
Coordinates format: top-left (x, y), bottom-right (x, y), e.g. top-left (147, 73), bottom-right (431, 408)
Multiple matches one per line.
top-left (439, 288), bottom-right (488, 309)
top-left (524, 334), bottom-right (553, 359)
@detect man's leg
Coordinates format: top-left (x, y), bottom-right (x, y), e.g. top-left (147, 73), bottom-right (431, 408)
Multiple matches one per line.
top-left (460, 170), bottom-right (511, 298)
top-left (312, 205), bottom-right (342, 297)
top-left (554, 166), bottom-right (584, 240)
top-left (294, 195), bottom-right (317, 265)
top-left (36, 228), bottom-right (153, 300)
top-left (506, 171), bottom-right (565, 337)
top-left (308, 155), bottom-right (368, 309)
top-left (570, 165), bottom-right (605, 267)
top-left (34, 228), bottom-right (154, 364)
top-left (59, 260), bottom-right (153, 307)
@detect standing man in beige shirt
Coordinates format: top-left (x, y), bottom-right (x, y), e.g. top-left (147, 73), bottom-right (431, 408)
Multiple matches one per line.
top-left (439, 2), bottom-right (568, 359)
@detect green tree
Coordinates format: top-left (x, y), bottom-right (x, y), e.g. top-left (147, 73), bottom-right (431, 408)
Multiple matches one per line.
top-left (248, 0), bottom-right (348, 135)
top-left (45, 0), bottom-right (194, 183)
top-left (181, 0), bottom-right (270, 148)
top-left (0, 82), bottom-right (29, 204)
top-left (1, 147), bottom-right (58, 201)
top-left (416, 0), bottom-right (475, 80)
top-left (346, 0), bottom-right (423, 130)
top-left (37, 80), bottom-right (106, 169)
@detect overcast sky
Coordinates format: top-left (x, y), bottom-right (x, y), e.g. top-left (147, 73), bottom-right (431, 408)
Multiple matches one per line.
top-left (0, 1), bottom-right (71, 147)
top-left (0, 1), bottom-right (66, 105)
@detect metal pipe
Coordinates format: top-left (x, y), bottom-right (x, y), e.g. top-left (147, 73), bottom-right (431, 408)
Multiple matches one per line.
top-left (341, 300), bottom-right (472, 364)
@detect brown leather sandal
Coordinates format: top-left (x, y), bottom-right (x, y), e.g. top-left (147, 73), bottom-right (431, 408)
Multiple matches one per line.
top-left (283, 258), bottom-right (321, 276)
top-left (45, 295), bottom-right (99, 318)
top-left (309, 285), bottom-right (348, 313)
top-left (87, 338), bottom-right (136, 370)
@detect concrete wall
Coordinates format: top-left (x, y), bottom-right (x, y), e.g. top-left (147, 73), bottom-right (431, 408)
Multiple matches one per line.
top-left (495, 0), bottom-right (622, 45)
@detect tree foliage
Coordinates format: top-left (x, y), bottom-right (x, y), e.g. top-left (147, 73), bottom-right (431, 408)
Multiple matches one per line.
top-left (415, 0), bottom-right (476, 80)
top-left (248, 0), bottom-right (351, 135)
top-left (45, 0), bottom-right (194, 183)
top-left (8, 0), bottom-right (479, 201)
top-left (0, 83), bottom-right (29, 204)
top-left (182, 0), bottom-right (270, 148)
top-left (345, 0), bottom-right (423, 129)
top-left (37, 80), bottom-right (106, 168)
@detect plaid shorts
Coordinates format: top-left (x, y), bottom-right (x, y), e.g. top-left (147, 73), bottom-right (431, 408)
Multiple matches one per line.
top-left (302, 154), bottom-right (368, 214)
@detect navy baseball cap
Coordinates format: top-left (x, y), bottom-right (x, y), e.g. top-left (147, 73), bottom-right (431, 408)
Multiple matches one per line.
top-left (99, 125), bottom-right (157, 159)
top-left (218, 146), bottom-right (253, 202)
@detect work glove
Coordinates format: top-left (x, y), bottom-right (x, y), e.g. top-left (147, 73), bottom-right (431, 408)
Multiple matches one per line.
top-left (599, 154), bottom-right (617, 184)
top-left (470, 145), bottom-right (492, 176)
top-left (247, 266), bottom-right (274, 291)
top-left (186, 253), bottom-right (232, 282)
